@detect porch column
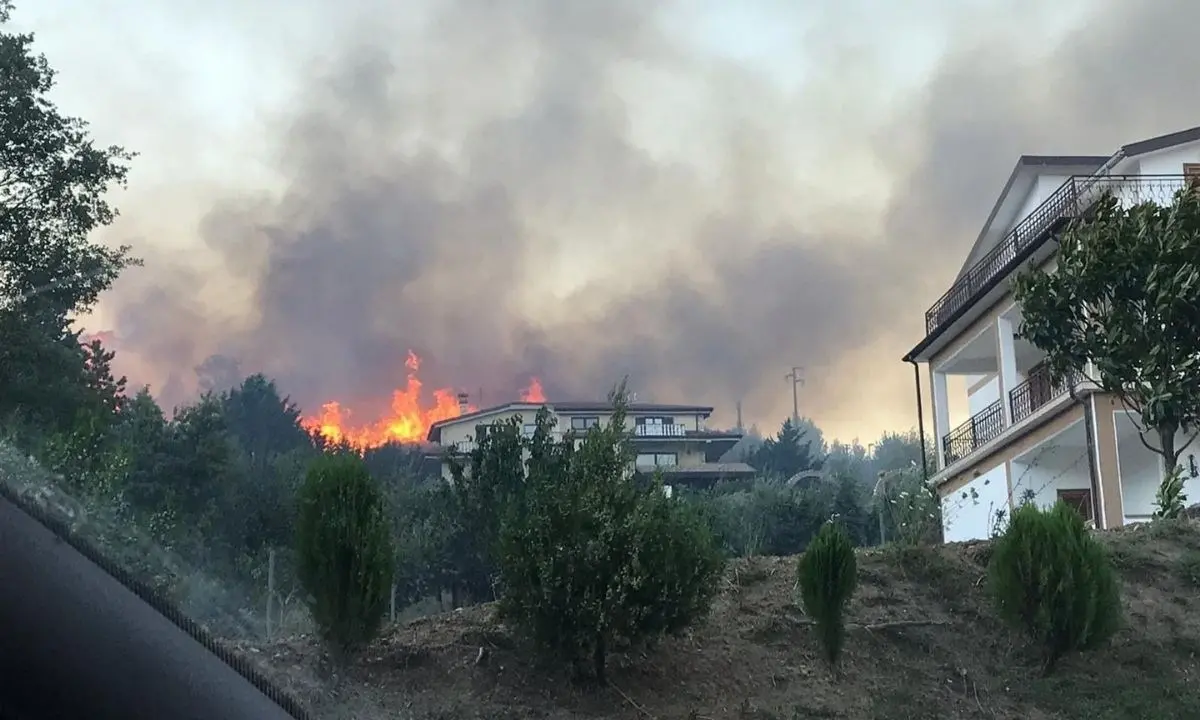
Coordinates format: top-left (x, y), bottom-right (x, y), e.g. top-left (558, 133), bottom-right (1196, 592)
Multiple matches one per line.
top-left (1089, 394), bottom-right (1125, 529)
top-left (996, 317), bottom-right (1019, 425)
top-left (933, 369), bottom-right (950, 469)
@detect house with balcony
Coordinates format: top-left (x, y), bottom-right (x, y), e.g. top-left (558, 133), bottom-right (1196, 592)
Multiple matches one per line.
top-left (425, 396), bottom-right (753, 488)
top-left (902, 124), bottom-right (1200, 542)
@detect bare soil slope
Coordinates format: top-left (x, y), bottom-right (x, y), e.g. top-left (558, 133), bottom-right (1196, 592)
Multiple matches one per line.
top-left (232, 519), bottom-right (1200, 719)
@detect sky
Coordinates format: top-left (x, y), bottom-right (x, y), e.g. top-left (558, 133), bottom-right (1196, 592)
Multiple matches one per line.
top-left (11, 0), bottom-right (1200, 443)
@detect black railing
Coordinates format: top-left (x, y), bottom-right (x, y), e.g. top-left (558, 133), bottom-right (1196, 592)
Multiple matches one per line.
top-left (942, 400), bottom-right (1004, 466)
top-left (1008, 364), bottom-right (1080, 424)
top-left (924, 174), bottom-right (1192, 337)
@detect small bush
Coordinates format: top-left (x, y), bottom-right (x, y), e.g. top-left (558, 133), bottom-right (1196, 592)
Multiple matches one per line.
top-left (496, 390), bottom-right (725, 683)
top-left (796, 520), bottom-right (858, 668)
top-left (988, 501), bottom-right (1121, 675)
top-left (1154, 465), bottom-right (1187, 520)
top-left (295, 452), bottom-right (395, 662)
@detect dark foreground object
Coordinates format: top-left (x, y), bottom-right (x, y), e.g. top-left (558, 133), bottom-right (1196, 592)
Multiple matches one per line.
top-left (0, 492), bottom-right (302, 720)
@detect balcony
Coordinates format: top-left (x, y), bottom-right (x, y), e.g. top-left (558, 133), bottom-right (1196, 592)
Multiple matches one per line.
top-left (633, 424), bottom-right (688, 438)
top-left (942, 400), bottom-right (1004, 466)
top-left (1008, 364), bottom-right (1080, 424)
top-left (924, 174), bottom-right (1191, 338)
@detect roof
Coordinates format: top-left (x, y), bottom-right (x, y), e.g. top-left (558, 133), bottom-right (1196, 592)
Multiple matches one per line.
top-left (949, 155), bottom-right (1109, 283)
top-left (426, 400), bottom-right (717, 442)
top-left (905, 123), bottom-right (1200, 364)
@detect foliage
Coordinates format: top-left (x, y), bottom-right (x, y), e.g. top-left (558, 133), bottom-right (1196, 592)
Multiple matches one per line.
top-left (796, 520), bottom-right (858, 669)
top-left (1014, 188), bottom-right (1200, 478)
top-left (446, 414), bottom-right (529, 603)
top-left (750, 417), bottom-right (824, 479)
top-left (877, 468), bottom-right (942, 546)
top-left (987, 501), bottom-right (1121, 675)
top-left (495, 386), bottom-right (725, 683)
top-left (295, 452), bottom-right (395, 661)
top-left (1154, 465), bottom-right (1187, 520)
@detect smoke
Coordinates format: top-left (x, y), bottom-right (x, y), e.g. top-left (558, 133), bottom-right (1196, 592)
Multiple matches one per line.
top-left (37, 0), bottom-right (1200, 439)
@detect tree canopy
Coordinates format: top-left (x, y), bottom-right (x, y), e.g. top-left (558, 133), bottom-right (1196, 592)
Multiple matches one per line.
top-left (1015, 188), bottom-right (1200, 474)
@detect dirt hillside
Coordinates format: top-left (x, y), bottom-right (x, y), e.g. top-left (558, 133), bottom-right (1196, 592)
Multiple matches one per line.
top-left (230, 519), bottom-right (1200, 719)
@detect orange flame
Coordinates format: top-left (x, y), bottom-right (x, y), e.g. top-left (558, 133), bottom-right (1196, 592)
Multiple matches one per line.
top-left (520, 377), bottom-right (546, 403)
top-left (302, 350), bottom-right (473, 447)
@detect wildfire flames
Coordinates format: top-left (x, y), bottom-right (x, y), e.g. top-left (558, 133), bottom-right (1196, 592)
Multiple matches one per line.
top-left (301, 349), bottom-right (546, 447)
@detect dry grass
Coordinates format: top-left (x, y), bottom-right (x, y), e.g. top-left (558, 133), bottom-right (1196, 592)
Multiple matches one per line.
top-left (231, 520), bottom-right (1200, 719)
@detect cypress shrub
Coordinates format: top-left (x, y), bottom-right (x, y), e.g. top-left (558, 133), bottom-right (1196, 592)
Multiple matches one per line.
top-left (988, 501), bottom-right (1121, 675)
top-left (796, 519), bottom-right (858, 669)
top-left (295, 452), bottom-right (395, 662)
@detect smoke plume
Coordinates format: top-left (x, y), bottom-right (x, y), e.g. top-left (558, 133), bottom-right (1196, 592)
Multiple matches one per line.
top-left (30, 0), bottom-right (1200, 438)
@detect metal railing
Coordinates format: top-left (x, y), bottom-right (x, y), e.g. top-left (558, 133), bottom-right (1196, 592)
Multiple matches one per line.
top-left (942, 400), bottom-right (1004, 466)
top-left (633, 424), bottom-right (688, 438)
top-left (924, 174), bottom-right (1192, 337)
top-left (1008, 365), bottom-right (1079, 424)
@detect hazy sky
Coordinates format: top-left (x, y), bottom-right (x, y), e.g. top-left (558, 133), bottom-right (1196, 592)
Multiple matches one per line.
top-left (12, 0), bottom-right (1199, 442)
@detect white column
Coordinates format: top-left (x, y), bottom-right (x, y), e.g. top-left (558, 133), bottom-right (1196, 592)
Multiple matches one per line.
top-left (996, 316), bottom-right (1019, 425)
top-left (933, 370), bottom-right (950, 469)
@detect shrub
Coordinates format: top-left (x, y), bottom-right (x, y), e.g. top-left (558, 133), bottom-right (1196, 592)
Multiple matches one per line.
top-left (496, 390), bottom-right (725, 683)
top-left (988, 501), bottom-right (1121, 675)
top-left (1154, 465), bottom-right (1187, 520)
top-left (295, 452), bottom-right (395, 662)
top-left (796, 520), bottom-right (858, 669)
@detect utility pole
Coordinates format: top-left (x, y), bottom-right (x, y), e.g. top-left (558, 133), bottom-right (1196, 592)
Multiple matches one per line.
top-left (785, 366), bottom-right (805, 424)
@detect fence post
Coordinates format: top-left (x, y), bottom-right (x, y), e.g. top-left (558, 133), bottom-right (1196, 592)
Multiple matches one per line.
top-left (266, 549), bottom-right (276, 640)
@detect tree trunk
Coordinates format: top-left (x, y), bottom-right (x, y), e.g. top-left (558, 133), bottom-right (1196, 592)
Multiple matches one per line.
top-left (1159, 422), bottom-right (1180, 477)
top-left (593, 635), bottom-right (607, 685)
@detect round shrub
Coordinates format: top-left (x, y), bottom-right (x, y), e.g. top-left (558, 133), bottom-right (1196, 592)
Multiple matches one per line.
top-left (797, 519), bottom-right (858, 668)
top-left (988, 500), bottom-right (1121, 675)
top-left (295, 452), bottom-right (395, 662)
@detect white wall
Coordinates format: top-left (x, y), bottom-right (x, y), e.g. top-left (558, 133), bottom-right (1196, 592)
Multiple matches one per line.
top-left (941, 463), bottom-right (1008, 542)
top-left (1010, 444), bottom-right (1091, 511)
top-left (1007, 174), bottom-right (1073, 233)
top-left (1117, 415), bottom-right (1200, 521)
top-left (1123, 144), bottom-right (1200, 175)
top-left (967, 375), bottom-right (999, 416)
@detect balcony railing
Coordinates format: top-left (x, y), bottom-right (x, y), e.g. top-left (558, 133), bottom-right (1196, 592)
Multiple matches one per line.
top-left (633, 424), bottom-right (688, 438)
top-left (1009, 364), bottom-right (1080, 424)
top-left (942, 400), bottom-right (1004, 466)
top-left (924, 174), bottom-right (1192, 337)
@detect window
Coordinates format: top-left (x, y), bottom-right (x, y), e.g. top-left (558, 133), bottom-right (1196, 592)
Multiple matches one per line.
top-left (635, 452), bottom-right (677, 468)
top-left (1057, 489), bottom-right (1094, 523)
top-left (570, 416), bottom-right (599, 431)
top-left (1185, 163), bottom-right (1200, 190)
top-left (635, 416), bottom-right (673, 425)
top-left (522, 424), bottom-right (537, 437)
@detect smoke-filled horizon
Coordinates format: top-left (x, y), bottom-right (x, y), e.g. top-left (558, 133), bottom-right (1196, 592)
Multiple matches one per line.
top-left (17, 0), bottom-right (1200, 441)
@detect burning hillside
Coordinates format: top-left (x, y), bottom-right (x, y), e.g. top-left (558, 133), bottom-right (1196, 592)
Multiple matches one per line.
top-left (300, 350), bottom-right (547, 448)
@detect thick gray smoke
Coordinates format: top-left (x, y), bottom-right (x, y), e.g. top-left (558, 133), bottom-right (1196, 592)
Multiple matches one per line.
top-left (50, 0), bottom-right (1200, 438)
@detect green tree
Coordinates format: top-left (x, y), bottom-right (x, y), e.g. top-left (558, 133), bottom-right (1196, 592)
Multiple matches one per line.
top-left (446, 415), bottom-right (528, 604)
top-left (796, 520), bottom-right (858, 669)
top-left (295, 452), bottom-right (395, 662)
top-left (1015, 188), bottom-right (1200, 484)
top-left (751, 417), bottom-right (825, 479)
top-left (988, 502), bottom-right (1121, 675)
top-left (496, 385), bottom-right (725, 683)
top-left (0, 1), bottom-right (139, 438)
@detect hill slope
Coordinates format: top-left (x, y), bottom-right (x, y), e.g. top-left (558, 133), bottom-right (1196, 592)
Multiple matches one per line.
top-left (239, 520), bottom-right (1200, 719)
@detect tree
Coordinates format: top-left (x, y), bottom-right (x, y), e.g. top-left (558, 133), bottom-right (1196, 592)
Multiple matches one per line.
top-left (0, 1), bottom-right (138, 438)
top-left (295, 452), bottom-right (395, 662)
top-left (797, 520), bottom-right (858, 670)
top-left (988, 501), bottom-right (1120, 675)
top-left (496, 385), bottom-right (725, 683)
top-left (751, 418), bottom-right (824, 479)
top-left (1015, 188), bottom-right (1200, 481)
